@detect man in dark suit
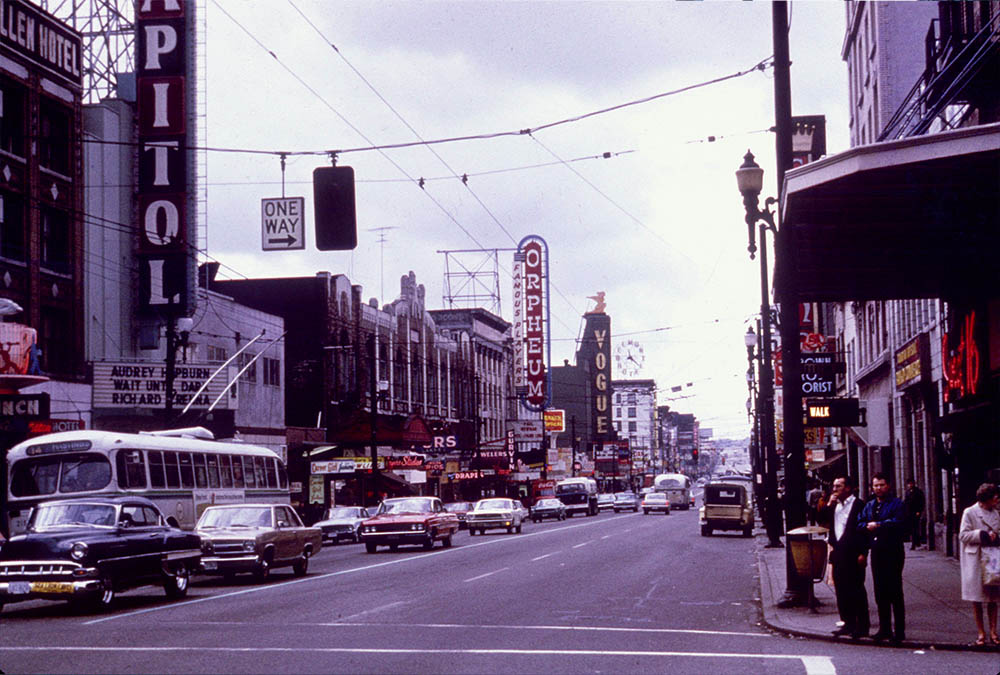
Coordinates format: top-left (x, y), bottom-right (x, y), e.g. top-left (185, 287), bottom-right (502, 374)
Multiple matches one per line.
top-left (858, 472), bottom-right (907, 643)
top-left (822, 475), bottom-right (870, 639)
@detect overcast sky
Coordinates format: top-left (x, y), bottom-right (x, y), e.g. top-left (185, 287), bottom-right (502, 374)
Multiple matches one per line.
top-left (201, 0), bottom-right (851, 440)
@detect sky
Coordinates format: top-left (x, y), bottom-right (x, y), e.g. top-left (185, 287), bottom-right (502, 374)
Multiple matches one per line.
top-left (200, 0), bottom-right (851, 440)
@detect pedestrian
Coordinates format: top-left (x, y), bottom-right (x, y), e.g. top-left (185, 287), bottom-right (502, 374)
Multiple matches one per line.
top-left (807, 480), bottom-right (823, 526)
top-left (821, 475), bottom-right (870, 639)
top-left (858, 472), bottom-right (907, 643)
top-left (904, 478), bottom-right (926, 550)
top-left (958, 482), bottom-right (1000, 646)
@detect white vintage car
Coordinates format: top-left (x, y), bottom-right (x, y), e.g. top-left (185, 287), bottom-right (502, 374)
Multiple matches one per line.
top-left (466, 498), bottom-right (527, 535)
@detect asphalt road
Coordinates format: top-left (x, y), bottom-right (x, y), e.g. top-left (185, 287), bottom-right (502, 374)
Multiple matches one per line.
top-left (0, 503), bottom-right (996, 674)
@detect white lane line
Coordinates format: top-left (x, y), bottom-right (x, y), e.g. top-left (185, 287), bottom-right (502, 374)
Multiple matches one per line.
top-left (0, 646), bottom-right (836, 672)
top-left (572, 541), bottom-right (590, 549)
top-left (531, 553), bottom-right (554, 561)
top-left (337, 601), bottom-right (406, 622)
top-left (601, 535), bottom-right (612, 540)
top-left (463, 567), bottom-right (510, 583)
top-left (83, 514), bottom-right (634, 625)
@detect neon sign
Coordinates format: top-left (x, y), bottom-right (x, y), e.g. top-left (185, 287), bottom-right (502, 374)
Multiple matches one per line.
top-left (942, 309), bottom-right (981, 403)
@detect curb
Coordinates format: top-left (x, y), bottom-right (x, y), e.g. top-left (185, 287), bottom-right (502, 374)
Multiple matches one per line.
top-left (754, 542), bottom-right (992, 653)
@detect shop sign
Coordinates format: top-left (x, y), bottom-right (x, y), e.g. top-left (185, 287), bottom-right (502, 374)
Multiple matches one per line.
top-left (27, 418), bottom-right (85, 434)
top-left (0, 393), bottom-right (49, 419)
top-left (943, 308), bottom-right (984, 404)
top-left (386, 455), bottom-right (425, 471)
top-left (894, 333), bottom-right (929, 391)
top-left (93, 361), bottom-right (231, 409)
top-left (508, 419), bottom-right (543, 442)
top-left (311, 459), bottom-right (356, 474)
top-left (520, 238), bottom-right (548, 408)
top-left (543, 409), bottom-right (565, 433)
top-left (449, 471), bottom-right (481, 480)
top-left (0, 0), bottom-right (82, 87)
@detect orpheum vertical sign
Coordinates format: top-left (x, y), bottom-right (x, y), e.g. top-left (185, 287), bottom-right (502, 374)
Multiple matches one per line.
top-left (136, 0), bottom-right (194, 316)
top-left (516, 235), bottom-right (550, 411)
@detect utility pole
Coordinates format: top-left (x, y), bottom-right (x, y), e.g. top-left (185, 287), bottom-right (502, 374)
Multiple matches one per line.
top-left (164, 314), bottom-right (177, 424)
top-left (369, 333), bottom-right (379, 508)
top-left (571, 415), bottom-right (578, 477)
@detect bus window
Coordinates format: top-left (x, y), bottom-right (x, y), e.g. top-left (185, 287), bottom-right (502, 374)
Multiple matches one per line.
top-left (163, 451), bottom-right (180, 489)
top-left (193, 453), bottom-right (208, 488)
top-left (220, 455), bottom-right (233, 488)
top-left (232, 456), bottom-right (246, 487)
top-left (264, 457), bottom-right (277, 488)
top-left (253, 456), bottom-right (266, 488)
top-left (277, 461), bottom-right (287, 489)
top-left (10, 458), bottom-right (60, 496)
top-left (115, 450), bottom-right (147, 489)
top-left (242, 456), bottom-right (257, 488)
top-left (148, 451), bottom-right (166, 488)
top-left (178, 452), bottom-right (194, 488)
top-left (206, 454), bottom-right (221, 488)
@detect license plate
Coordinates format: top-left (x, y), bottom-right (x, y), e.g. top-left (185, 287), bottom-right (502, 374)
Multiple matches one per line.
top-left (9, 581), bottom-right (31, 595)
top-left (31, 581), bottom-right (73, 594)
top-left (203, 561), bottom-right (217, 571)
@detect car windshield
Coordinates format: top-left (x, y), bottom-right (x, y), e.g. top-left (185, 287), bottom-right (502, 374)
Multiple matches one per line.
top-left (615, 493), bottom-right (633, 498)
top-left (380, 499), bottom-right (433, 515)
top-left (324, 507), bottom-right (362, 519)
top-left (536, 499), bottom-right (560, 507)
top-left (197, 506), bottom-right (272, 529)
top-left (30, 502), bottom-right (117, 530)
top-left (444, 502), bottom-right (473, 512)
top-left (657, 478), bottom-right (685, 488)
top-left (476, 499), bottom-right (511, 510)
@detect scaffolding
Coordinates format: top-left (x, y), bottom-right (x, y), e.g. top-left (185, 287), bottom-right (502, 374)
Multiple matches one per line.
top-left (438, 249), bottom-right (516, 316)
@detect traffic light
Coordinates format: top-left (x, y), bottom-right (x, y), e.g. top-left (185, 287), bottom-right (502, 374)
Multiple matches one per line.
top-left (691, 448), bottom-right (699, 461)
top-left (313, 166), bottom-right (357, 250)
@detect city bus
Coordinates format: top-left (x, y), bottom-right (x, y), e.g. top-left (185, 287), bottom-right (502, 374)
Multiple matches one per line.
top-left (653, 473), bottom-right (692, 510)
top-left (4, 427), bottom-right (288, 534)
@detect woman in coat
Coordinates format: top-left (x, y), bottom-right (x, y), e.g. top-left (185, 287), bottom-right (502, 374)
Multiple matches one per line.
top-left (959, 482), bottom-right (1000, 646)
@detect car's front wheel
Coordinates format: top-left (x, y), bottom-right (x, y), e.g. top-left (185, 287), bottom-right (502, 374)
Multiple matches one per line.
top-left (87, 574), bottom-right (116, 611)
top-left (253, 556), bottom-right (271, 582)
top-left (516, 521), bottom-right (522, 534)
top-left (163, 566), bottom-right (190, 599)
top-left (701, 525), bottom-right (712, 536)
top-left (293, 552), bottom-right (309, 576)
top-left (365, 542), bottom-right (377, 553)
top-left (443, 533), bottom-right (453, 548)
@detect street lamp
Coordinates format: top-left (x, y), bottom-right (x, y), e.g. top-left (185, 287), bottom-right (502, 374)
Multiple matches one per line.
top-left (736, 150), bottom-right (783, 549)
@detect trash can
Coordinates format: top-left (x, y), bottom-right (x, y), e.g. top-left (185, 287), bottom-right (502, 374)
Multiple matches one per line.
top-left (787, 525), bottom-right (829, 612)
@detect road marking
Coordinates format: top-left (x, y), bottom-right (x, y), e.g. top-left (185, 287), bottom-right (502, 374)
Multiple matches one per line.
top-left (337, 601), bottom-right (406, 622)
top-left (572, 541), bottom-right (590, 549)
top-left (0, 646), bottom-right (836, 672)
top-left (80, 512), bottom-right (634, 625)
top-left (531, 553), bottom-right (554, 561)
top-left (601, 535), bottom-right (612, 539)
top-left (464, 567), bottom-right (510, 582)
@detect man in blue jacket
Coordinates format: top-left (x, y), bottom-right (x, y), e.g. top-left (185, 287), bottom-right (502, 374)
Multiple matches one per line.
top-left (858, 473), bottom-right (907, 643)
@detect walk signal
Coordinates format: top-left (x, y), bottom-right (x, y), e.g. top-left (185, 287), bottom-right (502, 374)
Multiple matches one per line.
top-left (313, 166), bottom-right (357, 250)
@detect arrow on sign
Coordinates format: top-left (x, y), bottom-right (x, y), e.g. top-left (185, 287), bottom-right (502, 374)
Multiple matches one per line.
top-left (267, 235), bottom-right (298, 246)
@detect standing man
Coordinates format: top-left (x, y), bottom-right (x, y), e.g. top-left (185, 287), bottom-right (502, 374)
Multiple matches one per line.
top-left (904, 478), bottom-right (926, 550)
top-left (858, 473), bottom-right (907, 643)
top-left (822, 476), bottom-right (870, 639)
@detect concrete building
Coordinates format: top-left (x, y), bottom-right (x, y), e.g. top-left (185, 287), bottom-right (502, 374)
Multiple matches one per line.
top-left (611, 379), bottom-right (657, 475)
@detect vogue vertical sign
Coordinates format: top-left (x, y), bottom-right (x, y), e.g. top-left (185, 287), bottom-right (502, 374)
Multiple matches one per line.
top-left (516, 236), bottom-right (550, 410)
top-left (136, 0), bottom-right (194, 315)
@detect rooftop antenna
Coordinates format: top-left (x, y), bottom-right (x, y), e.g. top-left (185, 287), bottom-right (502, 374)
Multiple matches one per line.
top-left (368, 226), bottom-right (396, 304)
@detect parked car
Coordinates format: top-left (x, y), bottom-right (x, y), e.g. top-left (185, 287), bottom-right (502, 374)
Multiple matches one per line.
top-left (314, 506), bottom-right (371, 544)
top-left (196, 504), bottom-right (322, 581)
top-left (613, 492), bottom-right (641, 512)
top-left (597, 493), bottom-right (616, 511)
top-left (530, 498), bottom-right (566, 522)
top-left (642, 492), bottom-right (670, 515)
top-left (700, 482), bottom-right (754, 537)
top-left (360, 497), bottom-right (459, 553)
top-left (443, 501), bottom-right (476, 529)
top-left (0, 497), bottom-right (201, 612)
top-left (467, 497), bottom-right (526, 534)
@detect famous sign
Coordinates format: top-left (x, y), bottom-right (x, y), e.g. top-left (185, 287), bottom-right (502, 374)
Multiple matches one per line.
top-left (514, 236), bottom-right (550, 410)
top-left (92, 362), bottom-right (232, 410)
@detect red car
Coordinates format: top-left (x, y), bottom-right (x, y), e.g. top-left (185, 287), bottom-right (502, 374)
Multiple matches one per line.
top-left (360, 497), bottom-right (460, 553)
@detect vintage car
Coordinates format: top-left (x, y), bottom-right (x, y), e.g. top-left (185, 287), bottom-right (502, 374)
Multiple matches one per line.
top-left (597, 493), bottom-right (616, 511)
top-left (467, 497), bottom-right (527, 535)
top-left (530, 498), bottom-right (566, 522)
top-left (642, 492), bottom-right (671, 515)
top-left (0, 497), bottom-right (201, 612)
top-left (314, 506), bottom-right (372, 544)
top-left (700, 482), bottom-right (754, 537)
top-left (196, 504), bottom-right (322, 581)
top-left (613, 492), bottom-right (641, 512)
top-left (360, 497), bottom-right (459, 553)
top-left (443, 501), bottom-right (475, 529)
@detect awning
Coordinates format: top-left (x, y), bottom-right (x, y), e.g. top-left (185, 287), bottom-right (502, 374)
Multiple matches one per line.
top-left (779, 122), bottom-right (1000, 303)
top-left (807, 451), bottom-right (846, 472)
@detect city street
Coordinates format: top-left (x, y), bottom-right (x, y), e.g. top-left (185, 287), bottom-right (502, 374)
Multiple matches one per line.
top-left (0, 505), bottom-right (994, 674)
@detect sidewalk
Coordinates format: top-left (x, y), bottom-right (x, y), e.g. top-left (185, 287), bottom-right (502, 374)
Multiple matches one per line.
top-left (756, 534), bottom-right (996, 651)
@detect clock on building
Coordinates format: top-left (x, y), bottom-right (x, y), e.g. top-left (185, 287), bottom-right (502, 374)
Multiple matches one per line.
top-left (614, 339), bottom-right (645, 377)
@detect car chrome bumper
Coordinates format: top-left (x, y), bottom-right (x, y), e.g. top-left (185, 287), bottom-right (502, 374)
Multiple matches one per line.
top-left (0, 576), bottom-right (102, 603)
top-left (199, 555), bottom-right (260, 573)
top-left (467, 519), bottom-right (513, 529)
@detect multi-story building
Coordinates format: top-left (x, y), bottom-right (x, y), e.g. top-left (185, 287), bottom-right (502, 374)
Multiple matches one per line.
top-left (611, 379), bottom-right (657, 475)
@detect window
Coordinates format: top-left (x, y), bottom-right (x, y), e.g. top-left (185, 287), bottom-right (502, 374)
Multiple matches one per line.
top-left (41, 207), bottom-right (70, 274)
top-left (0, 192), bottom-right (25, 260)
top-left (178, 452), bottom-right (194, 488)
top-left (148, 451), bottom-right (166, 488)
top-left (232, 456), bottom-right (246, 487)
top-left (163, 451), bottom-right (180, 488)
top-left (265, 457), bottom-right (277, 488)
top-left (39, 99), bottom-right (71, 175)
top-left (0, 80), bottom-right (25, 156)
top-left (627, 393), bottom-right (636, 404)
top-left (263, 357), bottom-right (280, 386)
top-left (253, 456), bottom-right (266, 488)
top-left (40, 307), bottom-right (73, 375)
top-left (242, 456), bottom-right (257, 488)
top-left (628, 407), bottom-right (636, 418)
top-left (115, 450), bottom-right (147, 489)
top-left (628, 421), bottom-right (637, 433)
top-left (238, 351), bottom-right (257, 382)
top-left (207, 345), bottom-right (227, 362)
top-left (206, 453), bottom-right (220, 488)
top-left (193, 453), bottom-right (208, 488)
top-left (277, 461), bottom-right (287, 488)
top-left (220, 455), bottom-right (233, 488)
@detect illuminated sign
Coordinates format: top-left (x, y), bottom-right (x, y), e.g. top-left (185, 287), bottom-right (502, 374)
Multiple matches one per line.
top-left (512, 252), bottom-right (524, 392)
top-left (136, 0), bottom-right (194, 315)
top-left (0, 393), bottom-right (49, 418)
top-left (543, 409), bottom-right (565, 433)
top-left (804, 398), bottom-right (862, 427)
top-left (943, 308), bottom-right (983, 404)
top-left (92, 361), bottom-right (231, 409)
top-left (521, 238), bottom-right (548, 408)
top-left (894, 333), bottom-right (928, 391)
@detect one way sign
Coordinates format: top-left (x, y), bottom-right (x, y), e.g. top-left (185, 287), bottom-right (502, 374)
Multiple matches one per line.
top-left (261, 197), bottom-right (305, 250)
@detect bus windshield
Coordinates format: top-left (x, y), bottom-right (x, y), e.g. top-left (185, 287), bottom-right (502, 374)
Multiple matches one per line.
top-left (556, 483), bottom-right (586, 495)
top-left (10, 454), bottom-right (112, 497)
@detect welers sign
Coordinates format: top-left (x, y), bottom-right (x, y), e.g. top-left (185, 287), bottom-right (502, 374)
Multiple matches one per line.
top-left (136, 0), bottom-right (194, 316)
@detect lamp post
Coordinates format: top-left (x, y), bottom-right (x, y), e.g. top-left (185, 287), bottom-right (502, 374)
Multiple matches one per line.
top-left (368, 334), bottom-right (389, 508)
top-left (736, 150), bottom-right (783, 549)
